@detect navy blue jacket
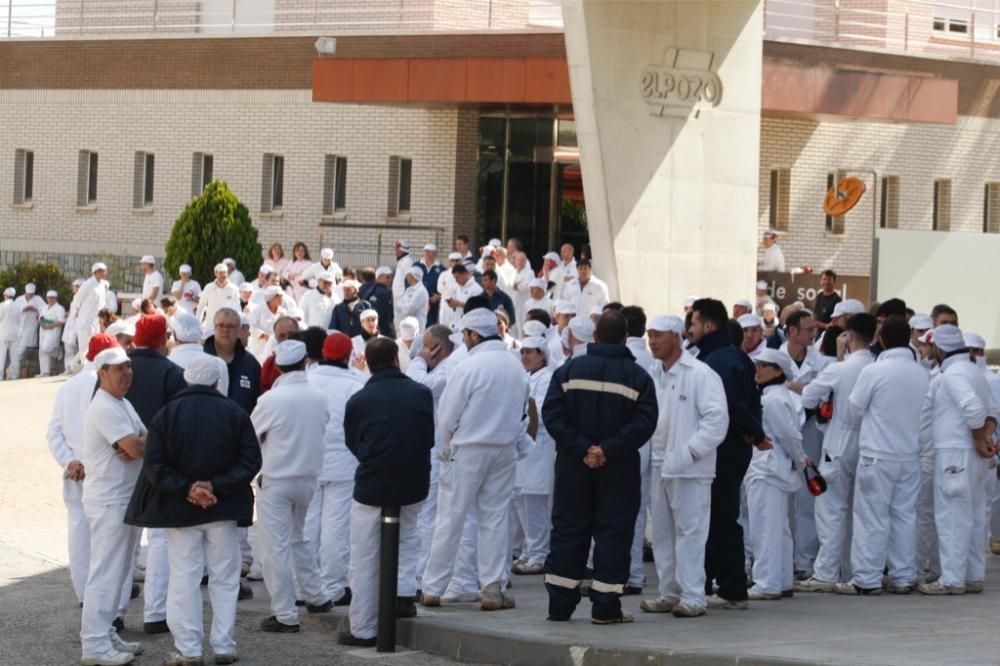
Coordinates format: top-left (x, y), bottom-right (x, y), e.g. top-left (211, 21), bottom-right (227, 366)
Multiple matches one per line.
top-left (543, 343), bottom-right (658, 464)
top-left (485, 288), bottom-right (517, 325)
top-left (695, 329), bottom-right (764, 460)
top-left (203, 337), bottom-right (261, 414)
top-left (330, 298), bottom-right (373, 338)
top-left (359, 282), bottom-right (394, 337)
top-left (344, 367), bottom-right (434, 507)
top-left (125, 348), bottom-right (187, 427)
top-left (125, 385), bottom-right (261, 528)
top-left (413, 262), bottom-right (444, 326)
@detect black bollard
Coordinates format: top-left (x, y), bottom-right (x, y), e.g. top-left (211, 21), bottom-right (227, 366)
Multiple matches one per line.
top-left (376, 505), bottom-right (401, 653)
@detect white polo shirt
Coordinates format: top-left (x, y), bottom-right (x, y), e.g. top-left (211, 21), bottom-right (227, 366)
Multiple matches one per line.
top-left (142, 270), bottom-right (165, 301)
top-left (82, 388), bottom-right (146, 505)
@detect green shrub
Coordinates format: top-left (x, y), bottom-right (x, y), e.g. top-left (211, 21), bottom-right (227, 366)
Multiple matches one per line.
top-left (0, 260), bottom-right (73, 306)
top-left (164, 181), bottom-right (262, 286)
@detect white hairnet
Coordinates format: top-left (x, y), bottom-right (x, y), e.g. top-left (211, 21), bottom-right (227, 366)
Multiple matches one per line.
top-left (183, 356), bottom-right (223, 388)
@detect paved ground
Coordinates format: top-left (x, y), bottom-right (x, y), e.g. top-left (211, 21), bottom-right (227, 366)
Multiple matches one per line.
top-left (4, 376), bottom-right (1000, 666)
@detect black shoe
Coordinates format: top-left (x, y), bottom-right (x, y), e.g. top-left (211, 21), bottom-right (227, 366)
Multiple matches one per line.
top-left (294, 599), bottom-right (305, 607)
top-left (781, 589), bottom-right (794, 598)
top-left (623, 586), bottom-right (642, 596)
top-left (336, 631), bottom-right (375, 647)
top-left (201, 574), bottom-right (209, 586)
top-left (238, 582), bottom-right (253, 601)
top-left (112, 617), bottom-right (125, 633)
top-left (305, 599), bottom-right (333, 614)
top-left (396, 597), bottom-right (417, 618)
top-left (334, 588), bottom-right (352, 607)
top-left (130, 583), bottom-right (141, 600)
top-left (642, 543), bottom-right (654, 563)
top-left (143, 620), bottom-right (169, 634)
top-left (259, 616), bottom-right (300, 633)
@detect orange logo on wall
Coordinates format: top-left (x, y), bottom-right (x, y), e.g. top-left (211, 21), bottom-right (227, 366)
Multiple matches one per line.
top-left (823, 177), bottom-right (866, 216)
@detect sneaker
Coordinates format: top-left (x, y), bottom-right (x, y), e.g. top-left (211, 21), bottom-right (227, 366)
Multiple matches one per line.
top-left (794, 577), bottom-right (836, 593)
top-left (991, 537), bottom-right (1000, 555)
top-left (966, 580), bottom-right (985, 594)
top-left (591, 613), bottom-right (634, 625)
top-left (396, 596), bottom-right (417, 618)
top-left (162, 652), bottom-right (204, 666)
top-left (623, 585), bottom-right (643, 596)
top-left (917, 581), bottom-right (965, 595)
top-left (639, 597), bottom-right (677, 613)
top-left (441, 592), bottom-right (480, 603)
top-left (334, 588), bottom-right (352, 606)
top-left (213, 656), bottom-right (238, 665)
top-left (109, 633), bottom-right (143, 655)
top-left (706, 594), bottom-right (748, 609)
top-left (246, 565), bottom-right (264, 581)
top-left (143, 620), bottom-right (169, 634)
top-left (885, 584), bottom-right (913, 595)
top-left (305, 599), bottom-right (333, 614)
top-left (511, 561), bottom-right (544, 575)
top-left (420, 594), bottom-right (441, 607)
top-left (480, 582), bottom-right (515, 611)
top-left (259, 616), bottom-right (300, 633)
top-left (671, 602), bottom-right (706, 618)
top-left (240, 562), bottom-right (251, 578)
top-left (833, 582), bottom-right (881, 596)
top-left (748, 589), bottom-right (781, 601)
top-left (237, 582), bottom-right (253, 601)
top-left (336, 631), bottom-right (376, 647)
top-left (80, 649), bottom-right (135, 666)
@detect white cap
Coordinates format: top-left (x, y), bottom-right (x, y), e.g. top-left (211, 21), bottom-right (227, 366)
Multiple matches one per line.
top-left (832, 298), bottom-right (865, 318)
top-left (183, 356), bottom-right (223, 387)
top-left (130, 298), bottom-right (142, 310)
top-left (172, 311), bottom-right (203, 344)
top-left (238, 282), bottom-right (254, 294)
top-left (738, 313), bottom-right (764, 329)
top-left (359, 308), bottom-right (379, 321)
top-left (520, 336), bottom-right (548, 355)
top-left (424, 243), bottom-right (437, 252)
top-left (140, 255), bottom-right (155, 265)
top-left (964, 333), bottom-right (986, 350)
top-left (908, 314), bottom-right (933, 331)
top-left (480, 246), bottom-right (495, 258)
top-left (342, 279), bottom-right (361, 290)
top-left (407, 266), bottom-right (424, 280)
top-left (755, 348), bottom-right (794, 377)
top-left (317, 272), bottom-right (335, 283)
top-left (179, 264), bottom-right (192, 275)
top-left (375, 267), bottom-right (393, 278)
top-left (320, 248), bottom-right (334, 260)
top-left (398, 317), bottom-right (420, 341)
top-left (763, 302), bottom-right (778, 313)
top-left (214, 263), bottom-right (228, 274)
top-left (756, 280), bottom-right (769, 291)
top-left (735, 298), bottom-right (753, 309)
top-left (648, 315), bottom-right (685, 335)
top-left (73, 278), bottom-right (84, 286)
top-left (488, 238), bottom-right (502, 248)
top-left (763, 228), bottom-right (779, 239)
top-left (94, 347), bottom-right (130, 367)
top-left (521, 320), bottom-right (548, 338)
top-left (683, 295), bottom-right (699, 308)
top-left (239, 314), bottom-right (250, 327)
top-left (931, 325), bottom-right (964, 352)
top-left (398, 240), bottom-right (410, 252)
top-left (25, 283), bottom-right (36, 294)
top-left (555, 300), bottom-right (577, 315)
top-left (543, 251), bottom-right (560, 262)
top-left (274, 340), bottom-right (307, 365)
top-left (262, 285), bottom-right (284, 300)
top-left (258, 265), bottom-right (274, 276)
top-left (106, 320), bottom-right (136, 337)
top-left (46, 290), bottom-right (58, 298)
top-left (528, 278), bottom-right (547, 291)
top-left (92, 262), bottom-right (108, 273)
top-left (460, 308), bottom-right (500, 337)
top-left (223, 257), bottom-right (235, 266)
top-left (448, 251), bottom-right (462, 261)
top-left (3, 287), bottom-right (14, 297)
top-left (569, 316), bottom-right (595, 344)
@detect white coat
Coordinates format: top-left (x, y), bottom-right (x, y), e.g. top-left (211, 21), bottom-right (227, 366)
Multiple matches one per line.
top-left (398, 282), bottom-right (429, 332)
top-left (440, 279), bottom-right (484, 327)
top-left (509, 266), bottom-right (535, 327)
top-left (0, 299), bottom-right (17, 343)
top-left (306, 364), bottom-right (366, 483)
top-left (14, 294), bottom-right (45, 348)
top-left (38, 302), bottom-right (66, 354)
top-left (392, 254), bottom-right (415, 307)
top-left (48, 364), bottom-right (98, 467)
top-left (248, 304), bottom-right (285, 361)
top-left (250, 371), bottom-right (329, 481)
top-left (931, 354), bottom-right (997, 451)
top-left (516, 366), bottom-right (556, 495)
top-left (524, 297), bottom-right (555, 320)
top-left (197, 280), bottom-right (241, 325)
top-left (748, 384), bottom-right (807, 492)
top-left (142, 270), bottom-right (164, 301)
top-left (436, 271), bottom-right (459, 328)
top-left (170, 279), bottom-right (201, 314)
top-left (298, 289), bottom-right (336, 329)
top-left (62, 293), bottom-right (79, 347)
top-left (301, 260), bottom-right (343, 285)
top-left (801, 350), bottom-right (873, 462)
top-left (760, 243), bottom-right (786, 272)
top-left (74, 276), bottom-right (107, 337)
top-left (563, 276), bottom-right (609, 316)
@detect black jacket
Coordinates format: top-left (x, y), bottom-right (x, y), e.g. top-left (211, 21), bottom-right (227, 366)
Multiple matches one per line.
top-left (543, 343), bottom-right (658, 464)
top-left (203, 337), bottom-right (261, 414)
top-left (359, 282), bottom-right (395, 337)
top-left (125, 385), bottom-right (262, 528)
top-left (330, 298), bottom-right (373, 338)
top-left (125, 348), bottom-right (187, 426)
top-left (344, 367), bottom-right (434, 507)
top-left (695, 329), bottom-right (764, 461)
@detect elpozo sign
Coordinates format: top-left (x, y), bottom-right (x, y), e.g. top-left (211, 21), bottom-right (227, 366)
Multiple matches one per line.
top-left (641, 48), bottom-right (722, 119)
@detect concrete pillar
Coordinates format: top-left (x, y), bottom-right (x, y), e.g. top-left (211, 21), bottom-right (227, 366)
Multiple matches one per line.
top-left (562, 0), bottom-right (763, 315)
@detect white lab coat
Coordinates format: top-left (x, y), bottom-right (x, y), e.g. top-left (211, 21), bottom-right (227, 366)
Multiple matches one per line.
top-left (509, 265), bottom-right (535, 329)
top-left (197, 280), bottom-right (241, 326)
top-left (14, 294), bottom-right (45, 348)
top-left (523, 296), bottom-right (555, 321)
top-left (251, 371), bottom-right (329, 481)
top-left (398, 281), bottom-right (429, 332)
top-left (440, 279), bottom-right (484, 328)
top-left (298, 289), bottom-right (336, 330)
top-left (760, 243), bottom-right (786, 272)
top-left (392, 254), bottom-right (414, 317)
top-left (142, 270), bottom-right (164, 300)
top-left (436, 270), bottom-right (460, 329)
top-left (562, 276), bottom-right (609, 317)
top-left (247, 304), bottom-right (284, 361)
top-left (38, 302), bottom-right (66, 354)
top-left (75, 276), bottom-right (107, 343)
top-left (516, 366), bottom-right (556, 494)
top-left (300, 260), bottom-right (343, 286)
top-left (170, 279), bottom-right (201, 314)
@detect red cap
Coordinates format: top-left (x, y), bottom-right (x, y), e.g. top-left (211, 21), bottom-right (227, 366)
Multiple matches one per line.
top-left (133, 314), bottom-right (168, 349)
top-left (322, 332), bottom-right (353, 362)
top-left (86, 333), bottom-right (120, 361)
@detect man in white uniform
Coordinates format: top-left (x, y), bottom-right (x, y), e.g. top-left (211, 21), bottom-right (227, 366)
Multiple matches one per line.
top-left (139, 256), bottom-right (163, 302)
top-left (38, 290), bottom-right (66, 376)
top-left (251, 340), bottom-right (333, 631)
top-left (392, 240), bottom-right (414, 330)
top-left (298, 272), bottom-right (337, 329)
top-left (222, 258), bottom-right (244, 286)
top-left (441, 264), bottom-right (483, 325)
top-left (739, 314), bottom-right (767, 359)
top-left (562, 259), bottom-right (609, 317)
top-left (170, 264), bottom-right (201, 315)
top-left (300, 248), bottom-right (344, 287)
top-left (168, 311), bottom-right (229, 396)
top-left (197, 264), bottom-right (240, 328)
top-left (0, 287), bottom-right (17, 377)
top-left (421, 308), bottom-right (530, 611)
top-left (248, 286), bottom-right (286, 362)
top-left (435, 252), bottom-right (463, 329)
top-left (398, 266), bottom-right (430, 333)
top-left (836, 315), bottom-right (929, 595)
top-left (80, 346), bottom-right (146, 666)
top-left (641, 315), bottom-right (728, 617)
top-left (62, 279), bottom-right (83, 370)
top-left (9, 283), bottom-right (45, 379)
top-left (759, 229), bottom-right (786, 272)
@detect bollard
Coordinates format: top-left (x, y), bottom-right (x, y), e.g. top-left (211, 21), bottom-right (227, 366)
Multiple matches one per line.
top-left (376, 505), bottom-right (401, 653)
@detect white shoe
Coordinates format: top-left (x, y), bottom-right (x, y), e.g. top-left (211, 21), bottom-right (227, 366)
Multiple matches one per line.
top-left (511, 561), bottom-right (544, 575)
top-left (748, 589), bottom-right (781, 601)
top-left (441, 592), bottom-right (480, 603)
top-left (706, 594), bottom-right (748, 609)
top-left (671, 602), bottom-right (706, 618)
top-left (917, 581), bottom-right (965, 595)
top-left (966, 580), bottom-right (985, 594)
top-left (246, 565), bottom-right (264, 581)
top-left (80, 649), bottom-right (135, 666)
top-left (639, 597), bottom-right (677, 613)
top-left (109, 632), bottom-right (143, 655)
top-left (794, 577), bottom-right (836, 593)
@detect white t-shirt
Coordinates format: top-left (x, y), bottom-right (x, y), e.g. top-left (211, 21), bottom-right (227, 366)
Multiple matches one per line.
top-left (143, 270), bottom-right (165, 301)
top-left (171, 279), bottom-right (202, 314)
top-left (82, 389), bottom-right (146, 505)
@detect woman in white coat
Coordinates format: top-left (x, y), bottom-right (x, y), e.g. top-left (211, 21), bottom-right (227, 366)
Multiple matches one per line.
top-left (38, 291), bottom-right (66, 376)
top-left (397, 267), bottom-right (430, 333)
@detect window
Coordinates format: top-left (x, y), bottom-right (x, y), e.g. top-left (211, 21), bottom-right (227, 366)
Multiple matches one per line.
top-left (133, 152), bottom-right (155, 208)
top-left (825, 172), bottom-right (845, 235)
top-left (984, 183), bottom-right (1000, 233)
top-left (13, 149), bottom-right (33, 204)
top-left (768, 168), bottom-right (790, 232)
top-left (933, 16), bottom-right (968, 34)
top-left (261, 154), bottom-right (284, 212)
top-left (388, 156), bottom-right (413, 217)
top-left (77, 150), bottom-right (98, 206)
top-left (880, 176), bottom-right (899, 229)
top-left (322, 154), bottom-right (347, 215)
top-left (192, 152), bottom-right (213, 196)
top-left (933, 179), bottom-right (951, 231)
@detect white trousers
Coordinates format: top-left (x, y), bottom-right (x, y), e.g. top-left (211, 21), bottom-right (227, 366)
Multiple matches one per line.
top-left (6, 343), bottom-right (26, 380)
top-left (63, 479), bottom-right (91, 603)
top-left (747, 478), bottom-right (794, 595)
top-left (303, 479), bottom-right (354, 601)
top-left (629, 447), bottom-right (651, 587)
top-left (144, 528), bottom-right (169, 622)
top-left (445, 507), bottom-right (481, 597)
top-left (422, 445), bottom-right (516, 597)
top-left (650, 466), bottom-right (712, 608)
top-left (988, 463), bottom-right (1000, 538)
top-left (0, 339), bottom-right (11, 378)
top-left (80, 502), bottom-right (139, 656)
top-left (348, 501), bottom-right (422, 640)
top-left (238, 527), bottom-right (253, 567)
top-left (812, 451), bottom-right (857, 583)
top-left (166, 522), bottom-right (239, 658)
top-left (416, 474), bottom-right (438, 585)
top-left (64, 340), bottom-right (78, 372)
top-left (515, 494), bottom-right (552, 566)
top-left (257, 477), bottom-right (326, 624)
top-left (739, 480), bottom-right (753, 574)
top-left (792, 421), bottom-right (823, 573)
top-left (934, 449), bottom-right (989, 587)
top-left (850, 457), bottom-right (920, 589)
top-left (916, 457), bottom-right (940, 581)
top-left (39, 349), bottom-right (60, 376)
top-left (77, 325), bottom-right (95, 363)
